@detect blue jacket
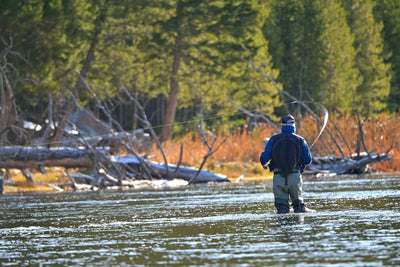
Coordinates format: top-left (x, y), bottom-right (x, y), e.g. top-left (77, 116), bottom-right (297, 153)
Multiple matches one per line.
top-left (260, 125), bottom-right (312, 172)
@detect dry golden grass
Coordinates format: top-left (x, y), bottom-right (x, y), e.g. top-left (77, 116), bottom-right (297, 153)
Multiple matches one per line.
top-left (152, 113), bottom-right (400, 176)
top-left (3, 169), bottom-right (69, 194)
top-left (151, 128), bottom-right (275, 180)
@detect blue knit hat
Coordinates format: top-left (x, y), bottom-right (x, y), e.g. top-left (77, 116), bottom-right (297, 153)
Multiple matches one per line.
top-left (281, 115), bottom-right (295, 124)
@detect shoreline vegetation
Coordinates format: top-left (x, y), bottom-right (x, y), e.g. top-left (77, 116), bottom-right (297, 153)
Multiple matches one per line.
top-left (2, 113), bottom-right (399, 195)
top-left (1, 1), bottom-right (400, 195)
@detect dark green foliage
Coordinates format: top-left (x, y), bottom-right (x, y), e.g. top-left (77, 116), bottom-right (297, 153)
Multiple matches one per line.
top-left (374, 0), bottom-right (400, 112)
top-left (264, 0), bottom-right (360, 113)
top-left (0, 0), bottom-right (398, 138)
top-left (342, 0), bottom-right (391, 116)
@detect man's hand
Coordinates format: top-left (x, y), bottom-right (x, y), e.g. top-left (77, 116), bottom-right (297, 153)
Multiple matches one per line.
top-left (263, 162), bottom-right (269, 170)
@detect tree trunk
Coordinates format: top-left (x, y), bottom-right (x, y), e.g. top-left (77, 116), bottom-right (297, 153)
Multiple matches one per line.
top-left (160, 0), bottom-right (183, 143)
top-left (52, 4), bottom-right (108, 145)
top-left (0, 75), bottom-right (10, 130)
top-left (0, 146), bottom-right (230, 184)
top-left (0, 73), bottom-right (18, 144)
top-left (0, 147), bottom-right (94, 169)
top-left (111, 155), bottom-right (229, 183)
top-left (307, 153), bottom-right (391, 175)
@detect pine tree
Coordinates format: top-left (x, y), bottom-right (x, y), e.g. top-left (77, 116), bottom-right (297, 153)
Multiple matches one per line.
top-left (264, 0), bottom-right (326, 102)
top-left (0, 0), bottom-right (99, 113)
top-left (374, 0), bottom-right (400, 112)
top-left (109, 0), bottom-right (277, 141)
top-left (264, 0), bottom-right (360, 113)
top-left (318, 0), bottom-right (360, 112)
top-left (342, 0), bottom-right (391, 116)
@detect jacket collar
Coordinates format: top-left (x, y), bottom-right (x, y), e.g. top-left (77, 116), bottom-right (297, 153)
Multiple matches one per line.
top-left (282, 124), bottom-right (295, 133)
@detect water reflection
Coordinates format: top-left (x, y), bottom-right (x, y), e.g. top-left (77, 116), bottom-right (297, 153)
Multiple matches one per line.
top-left (274, 214), bottom-right (305, 225)
top-left (1, 175), bottom-right (400, 266)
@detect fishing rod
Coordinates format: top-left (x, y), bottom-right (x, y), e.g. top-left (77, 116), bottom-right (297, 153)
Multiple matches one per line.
top-left (307, 102), bottom-right (329, 149)
top-left (286, 100), bottom-right (329, 149)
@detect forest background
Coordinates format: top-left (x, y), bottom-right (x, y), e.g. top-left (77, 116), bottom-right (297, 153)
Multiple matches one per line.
top-left (1, 0), bottom-right (400, 178)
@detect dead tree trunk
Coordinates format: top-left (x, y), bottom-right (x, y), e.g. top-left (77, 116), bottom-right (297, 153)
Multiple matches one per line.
top-left (53, 4), bottom-right (108, 144)
top-left (307, 153), bottom-right (391, 175)
top-left (0, 42), bottom-right (20, 145)
top-left (0, 147), bottom-right (94, 169)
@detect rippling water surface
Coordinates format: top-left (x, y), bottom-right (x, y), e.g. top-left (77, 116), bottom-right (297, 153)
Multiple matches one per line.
top-left (1, 174), bottom-right (400, 266)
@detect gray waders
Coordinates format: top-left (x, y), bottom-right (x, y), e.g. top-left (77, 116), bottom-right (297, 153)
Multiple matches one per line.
top-left (273, 171), bottom-right (306, 214)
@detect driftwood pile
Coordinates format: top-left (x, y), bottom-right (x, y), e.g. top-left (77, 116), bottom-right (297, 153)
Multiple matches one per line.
top-left (0, 81), bottom-right (229, 194)
top-left (0, 45), bottom-right (229, 193)
top-left (307, 152), bottom-right (391, 175)
top-left (0, 146), bottom-right (229, 192)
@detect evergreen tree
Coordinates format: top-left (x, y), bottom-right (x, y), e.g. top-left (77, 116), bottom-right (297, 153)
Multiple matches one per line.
top-left (374, 0), bottom-right (400, 112)
top-left (107, 0), bottom-right (278, 141)
top-left (342, 0), bottom-right (391, 116)
top-left (317, 0), bottom-right (360, 111)
top-left (264, 0), bottom-right (359, 113)
top-left (264, 0), bottom-right (326, 102)
top-left (0, 0), bottom-right (98, 115)
top-left (176, 2), bottom-right (280, 130)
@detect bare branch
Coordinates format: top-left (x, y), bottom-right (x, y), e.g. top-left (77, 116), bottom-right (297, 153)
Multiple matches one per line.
top-left (64, 169), bottom-right (77, 191)
top-left (226, 97), bottom-right (280, 132)
top-left (67, 90), bottom-right (128, 183)
top-left (351, 83), bottom-right (369, 156)
top-left (170, 143), bottom-right (184, 180)
top-left (37, 94), bottom-right (53, 147)
top-left (72, 79), bottom-right (155, 180)
top-left (188, 112), bottom-right (229, 185)
top-left (328, 118), bottom-right (352, 156)
top-left (122, 86), bottom-right (170, 178)
top-left (241, 45), bottom-right (345, 157)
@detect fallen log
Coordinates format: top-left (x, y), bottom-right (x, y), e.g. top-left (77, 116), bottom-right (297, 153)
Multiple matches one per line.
top-left (307, 152), bottom-right (391, 175)
top-left (0, 146), bottom-right (93, 169)
top-left (0, 146), bottom-right (229, 184)
top-left (111, 155), bottom-right (229, 183)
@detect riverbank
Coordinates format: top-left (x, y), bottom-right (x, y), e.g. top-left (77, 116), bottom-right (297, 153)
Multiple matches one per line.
top-left (1, 164), bottom-right (272, 195)
top-left (2, 168), bottom-right (69, 194)
top-left (2, 113), bottom-right (398, 195)
top-left (3, 167), bottom-right (399, 196)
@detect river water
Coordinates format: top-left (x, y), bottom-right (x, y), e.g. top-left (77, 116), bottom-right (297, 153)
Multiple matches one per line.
top-left (1, 174), bottom-right (400, 266)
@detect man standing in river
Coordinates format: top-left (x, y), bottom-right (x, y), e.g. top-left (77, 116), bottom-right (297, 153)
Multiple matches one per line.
top-left (260, 115), bottom-right (313, 214)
